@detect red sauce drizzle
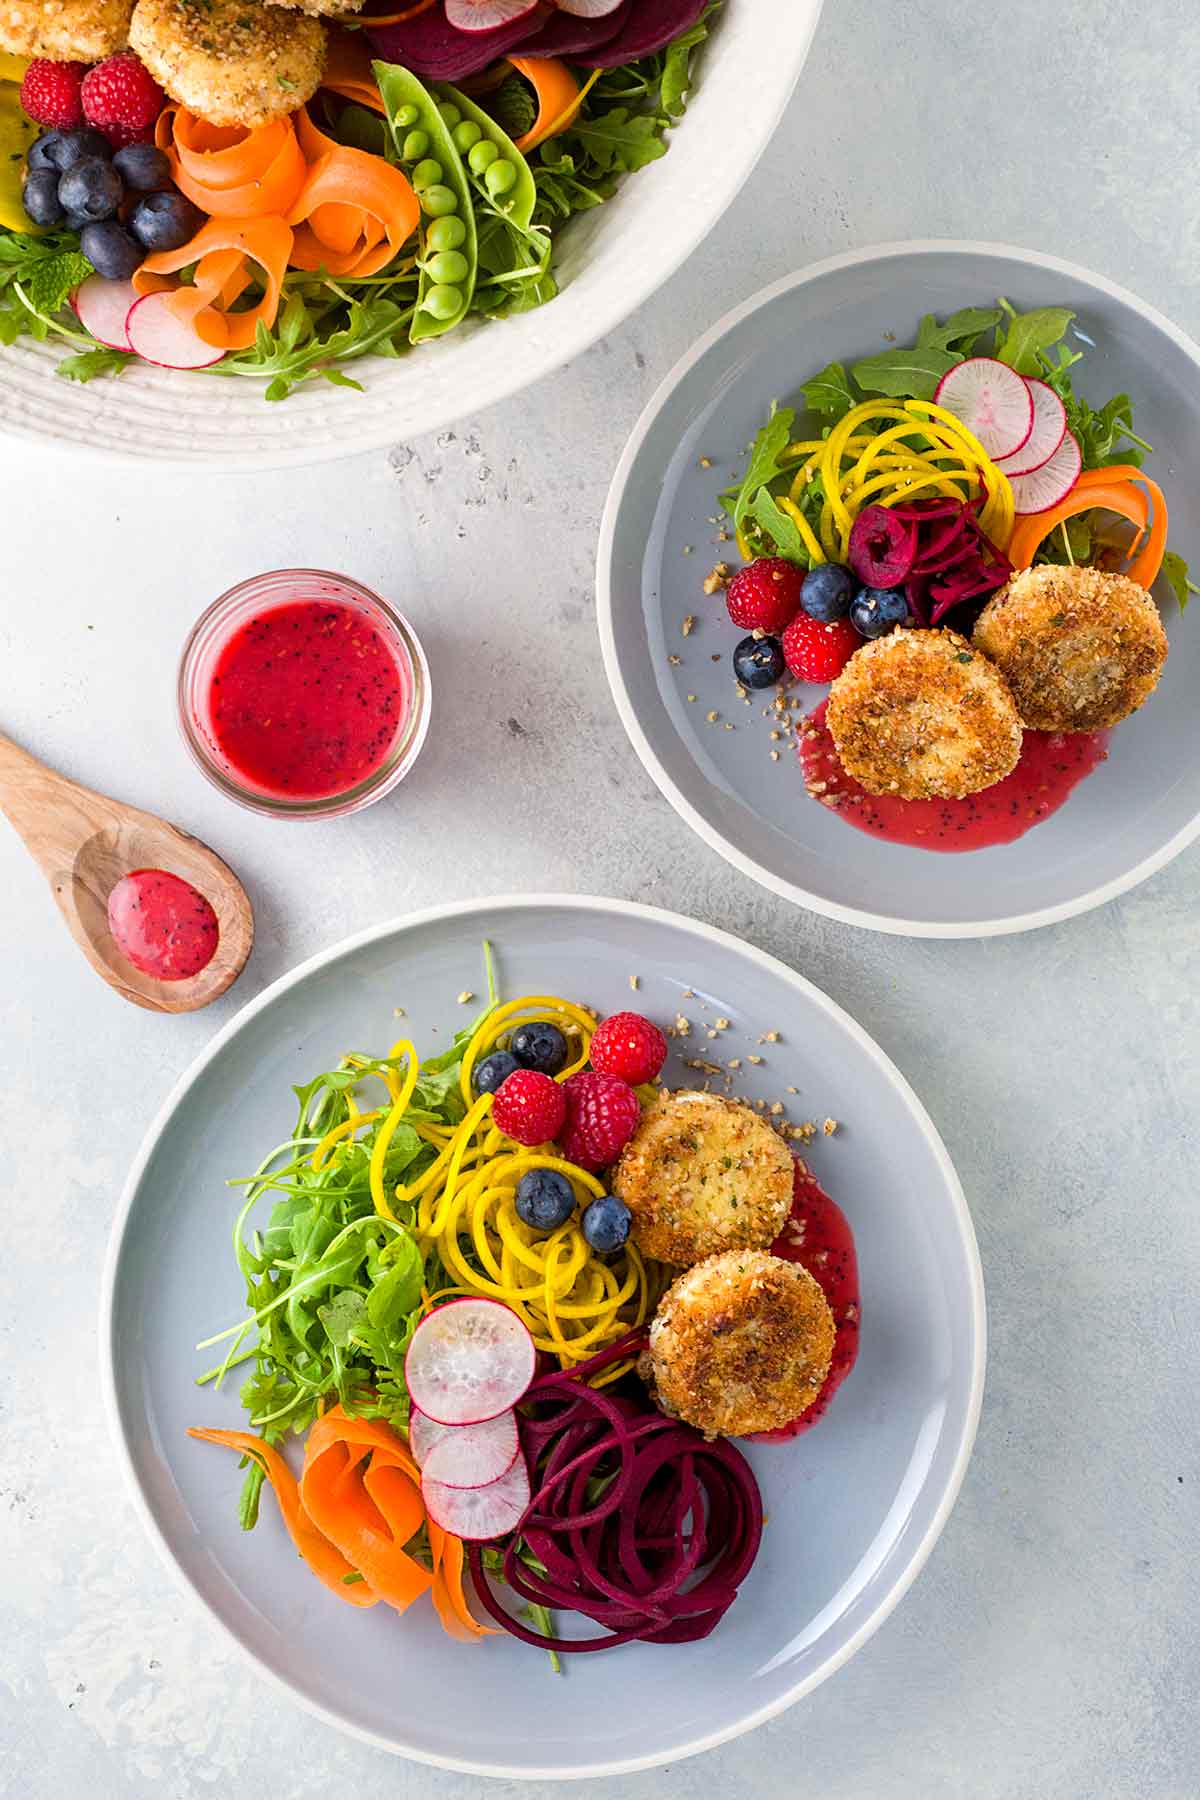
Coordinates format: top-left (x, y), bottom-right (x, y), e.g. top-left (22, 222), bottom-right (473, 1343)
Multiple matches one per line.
top-left (753, 1158), bottom-right (860, 1442)
top-left (107, 869), bottom-right (219, 981)
top-left (203, 598), bottom-right (407, 801)
top-left (798, 698), bottom-right (1109, 851)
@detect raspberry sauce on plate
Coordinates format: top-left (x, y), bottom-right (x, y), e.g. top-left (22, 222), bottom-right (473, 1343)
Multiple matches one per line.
top-left (107, 869), bottom-right (218, 981)
top-left (798, 699), bottom-right (1109, 851)
top-left (753, 1158), bottom-right (860, 1442)
top-left (203, 598), bottom-right (408, 802)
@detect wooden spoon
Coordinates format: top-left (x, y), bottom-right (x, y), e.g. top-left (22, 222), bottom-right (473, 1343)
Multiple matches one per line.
top-left (0, 728), bottom-right (253, 1014)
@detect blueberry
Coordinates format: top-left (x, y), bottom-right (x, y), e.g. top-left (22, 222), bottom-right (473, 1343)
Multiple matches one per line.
top-left (510, 1020), bottom-right (568, 1076)
top-left (112, 143), bottom-right (171, 190)
top-left (57, 157), bottom-right (123, 224)
top-left (581, 1194), bottom-right (631, 1255)
top-left (515, 1169), bottom-right (576, 1234)
top-left (850, 586), bottom-right (909, 639)
top-left (473, 1050), bottom-right (520, 1095)
top-left (22, 169), bottom-right (64, 227)
top-left (63, 210), bottom-right (93, 233)
top-left (732, 633), bottom-right (785, 689)
top-left (801, 562), bottom-right (855, 622)
top-left (27, 131), bottom-right (64, 173)
top-left (79, 220), bottom-right (143, 281)
top-left (129, 188), bottom-right (201, 252)
top-left (52, 127), bottom-right (112, 171)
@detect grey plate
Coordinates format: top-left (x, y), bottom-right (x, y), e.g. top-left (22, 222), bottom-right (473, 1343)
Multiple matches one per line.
top-left (100, 895), bottom-right (984, 1778)
top-left (598, 242), bottom-right (1200, 936)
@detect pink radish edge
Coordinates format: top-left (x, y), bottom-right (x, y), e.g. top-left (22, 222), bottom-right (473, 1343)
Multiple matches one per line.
top-left (409, 1407), bottom-right (521, 1489)
top-left (444, 0), bottom-right (541, 30)
top-left (934, 357), bottom-right (1034, 461)
top-left (72, 275), bottom-right (139, 352)
top-left (404, 1296), bottom-right (536, 1427)
top-left (555, 0), bottom-right (626, 14)
top-left (422, 1454), bottom-right (531, 1540)
top-left (1009, 429), bottom-right (1082, 514)
top-left (125, 292), bottom-right (224, 370)
top-left (995, 379), bottom-right (1068, 478)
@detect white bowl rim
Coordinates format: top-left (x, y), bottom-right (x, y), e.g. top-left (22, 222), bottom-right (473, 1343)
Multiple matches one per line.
top-left (2, 2), bottom-right (825, 472)
top-left (98, 890), bottom-right (986, 1779)
top-left (596, 238), bottom-right (1200, 939)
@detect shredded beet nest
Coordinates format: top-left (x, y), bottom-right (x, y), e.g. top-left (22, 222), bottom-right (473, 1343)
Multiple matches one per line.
top-left (848, 499), bottom-right (1011, 629)
top-left (467, 1331), bottom-right (764, 1652)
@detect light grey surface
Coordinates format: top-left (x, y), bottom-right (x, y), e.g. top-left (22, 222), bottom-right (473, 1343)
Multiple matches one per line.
top-left (0, 0), bottom-right (1197, 1795)
top-left (600, 243), bottom-right (1200, 933)
top-left (104, 898), bottom-right (982, 1776)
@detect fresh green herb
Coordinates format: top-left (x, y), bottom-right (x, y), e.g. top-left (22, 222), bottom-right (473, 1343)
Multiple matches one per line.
top-left (851, 345), bottom-right (961, 401)
top-left (994, 299), bottom-right (1076, 375)
top-left (1162, 551), bottom-right (1198, 613)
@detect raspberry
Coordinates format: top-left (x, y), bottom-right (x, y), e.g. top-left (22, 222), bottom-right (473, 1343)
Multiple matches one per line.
top-left (725, 557), bottom-right (804, 633)
top-left (81, 53), bottom-right (163, 137)
top-left (20, 61), bottom-right (86, 130)
top-left (589, 1012), bottom-right (667, 1087)
top-left (491, 1069), bottom-right (566, 1148)
top-left (781, 612), bottom-right (861, 683)
top-left (560, 1072), bottom-right (640, 1173)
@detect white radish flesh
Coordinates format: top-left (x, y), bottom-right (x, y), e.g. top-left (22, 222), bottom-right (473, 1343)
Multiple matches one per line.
top-left (934, 357), bottom-right (1034, 460)
top-left (404, 1298), bottom-right (536, 1426)
top-left (422, 1455), bottom-right (531, 1540)
top-left (995, 378), bottom-right (1068, 477)
top-left (125, 293), bottom-right (224, 370)
top-left (444, 0), bottom-right (540, 28)
top-left (409, 1408), bottom-right (520, 1488)
top-left (555, 0), bottom-right (626, 14)
top-left (1009, 429), bottom-right (1082, 514)
top-left (72, 276), bottom-right (138, 351)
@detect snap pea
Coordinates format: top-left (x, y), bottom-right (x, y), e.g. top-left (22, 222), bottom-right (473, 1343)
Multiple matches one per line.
top-left (373, 61), bottom-right (477, 344)
top-left (433, 82), bottom-right (537, 233)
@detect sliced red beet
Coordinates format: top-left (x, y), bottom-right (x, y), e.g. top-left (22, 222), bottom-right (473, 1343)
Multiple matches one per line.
top-left (574, 0), bottom-right (712, 66)
top-left (367, 1), bottom-right (551, 78)
top-left (514, 0), bottom-right (632, 56)
top-left (848, 504), bottom-right (917, 587)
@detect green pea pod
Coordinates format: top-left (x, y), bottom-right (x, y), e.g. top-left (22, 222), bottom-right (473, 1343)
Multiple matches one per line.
top-left (434, 82), bottom-right (537, 233)
top-left (373, 60), bottom-right (477, 344)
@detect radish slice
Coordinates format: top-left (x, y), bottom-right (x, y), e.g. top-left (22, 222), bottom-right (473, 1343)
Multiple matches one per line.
top-left (555, 0), bottom-right (625, 13)
top-left (422, 1454), bottom-right (531, 1540)
top-left (995, 378), bottom-right (1068, 477)
top-left (405, 1298), bottom-right (536, 1426)
top-left (934, 357), bottom-right (1034, 460)
top-left (415, 1410), bottom-right (520, 1489)
top-left (1009, 428), bottom-right (1082, 514)
top-left (72, 276), bottom-right (138, 352)
top-left (125, 293), bottom-right (224, 370)
top-left (444, 0), bottom-right (540, 28)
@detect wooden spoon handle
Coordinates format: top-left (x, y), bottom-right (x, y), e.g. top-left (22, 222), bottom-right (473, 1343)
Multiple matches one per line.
top-left (0, 729), bottom-right (107, 882)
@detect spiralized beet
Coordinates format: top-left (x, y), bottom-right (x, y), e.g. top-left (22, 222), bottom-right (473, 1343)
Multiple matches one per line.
top-left (890, 499), bottom-right (1011, 628)
top-left (466, 1331), bottom-right (764, 1652)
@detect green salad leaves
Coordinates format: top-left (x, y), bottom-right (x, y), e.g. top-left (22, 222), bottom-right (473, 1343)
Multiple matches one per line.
top-left (722, 298), bottom-right (1192, 608)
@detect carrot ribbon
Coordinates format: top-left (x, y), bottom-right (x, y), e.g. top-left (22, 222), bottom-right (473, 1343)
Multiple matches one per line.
top-left (190, 1406), bottom-right (491, 1640)
top-left (1007, 466), bottom-right (1168, 590)
top-left (134, 215), bottom-right (293, 349)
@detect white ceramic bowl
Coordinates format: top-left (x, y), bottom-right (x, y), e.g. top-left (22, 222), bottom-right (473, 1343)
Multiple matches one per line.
top-left (101, 895), bottom-right (984, 1778)
top-left (0, 3), bottom-right (823, 467)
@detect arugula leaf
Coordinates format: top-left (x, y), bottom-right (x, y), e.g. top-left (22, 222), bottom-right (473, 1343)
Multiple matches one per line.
top-left (56, 346), bottom-right (133, 384)
top-left (1162, 551), bottom-right (1197, 613)
top-left (749, 489), bottom-right (814, 565)
top-left (994, 301), bottom-right (1075, 375)
top-left (801, 360), bottom-right (856, 420)
top-left (720, 405), bottom-right (795, 534)
top-left (660, 3), bottom-right (718, 117)
top-left (564, 107), bottom-right (669, 175)
top-left (915, 306), bottom-right (1001, 353)
top-left (851, 345), bottom-right (961, 400)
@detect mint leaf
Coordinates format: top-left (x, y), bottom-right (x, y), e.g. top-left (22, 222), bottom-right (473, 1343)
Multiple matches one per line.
top-left (27, 251), bottom-right (92, 318)
top-left (851, 345), bottom-right (960, 400)
top-left (801, 360), bottom-right (856, 420)
top-left (994, 303), bottom-right (1074, 375)
top-left (1162, 550), bottom-right (1197, 613)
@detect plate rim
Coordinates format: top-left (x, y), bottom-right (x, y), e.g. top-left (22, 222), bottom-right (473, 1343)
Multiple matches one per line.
top-left (99, 890), bottom-right (986, 1779)
top-left (0, 1), bottom-right (824, 471)
top-left (595, 237), bottom-right (1200, 939)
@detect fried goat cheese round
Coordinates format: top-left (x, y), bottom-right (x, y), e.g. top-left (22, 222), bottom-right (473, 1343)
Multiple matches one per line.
top-left (648, 1249), bottom-right (835, 1438)
top-left (611, 1091), bottom-right (793, 1267)
top-left (0, 0), bottom-right (131, 59)
top-left (129, 0), bottom-right (326, 128)
top-left (826, 627), bottom-right (1023, 800)
top-left (973, 563), bottom-right (1168, 732)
